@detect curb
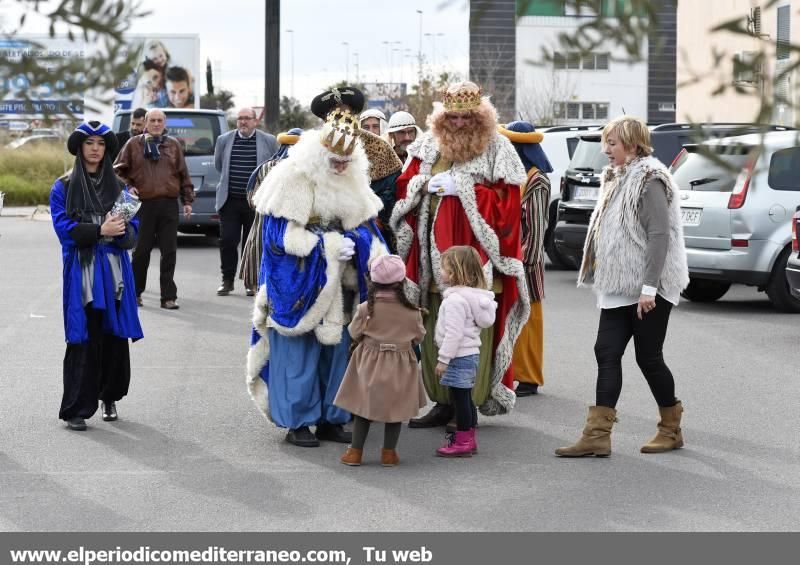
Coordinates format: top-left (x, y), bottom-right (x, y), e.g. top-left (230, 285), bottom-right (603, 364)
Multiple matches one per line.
top-left (0, 205), bottom-right (51, 220)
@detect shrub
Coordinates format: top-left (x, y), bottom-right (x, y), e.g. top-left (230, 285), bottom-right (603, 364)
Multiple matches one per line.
top-left (0, 146), bottom-right (69, 206)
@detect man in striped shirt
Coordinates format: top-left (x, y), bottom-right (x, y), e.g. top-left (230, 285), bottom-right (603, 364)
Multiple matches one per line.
top-left (214, 107), bottom-right (278, 296)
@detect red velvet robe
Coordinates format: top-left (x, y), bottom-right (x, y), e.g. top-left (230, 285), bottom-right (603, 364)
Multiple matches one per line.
top-left (395, 156), bottom-right (524, 395)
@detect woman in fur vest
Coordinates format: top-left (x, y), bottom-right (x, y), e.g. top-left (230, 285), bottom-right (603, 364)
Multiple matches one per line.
top-left (556, 116), bottom-right (689, 458)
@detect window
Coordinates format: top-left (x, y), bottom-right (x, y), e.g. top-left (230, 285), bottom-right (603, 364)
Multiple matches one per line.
top-left (777, 5), bottom-right (790, 60)
top-left (769, 147), bottom-right (800, 191)
top-left (555, 101), bottom-right (609, 121)
top-left (567, 52), bottom-right (581, 69)
top-left (567, 103), bottom-right (580, 119)
top-left (565, 0), bottom-right (601, 16)
top-left (552, 51), bottom-right (610, 71)
top-left (164, 114), bottom-right (222, 156)
top-left (580, 102), bottom-right (609, 120)
top-left (734, 51), bottom-right (761, 84)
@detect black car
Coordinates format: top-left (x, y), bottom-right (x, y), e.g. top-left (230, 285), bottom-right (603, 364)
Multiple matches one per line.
top-left (551, 123), bottom-right (794, 269)
top-left (787, 206), bottom-right (800, 300)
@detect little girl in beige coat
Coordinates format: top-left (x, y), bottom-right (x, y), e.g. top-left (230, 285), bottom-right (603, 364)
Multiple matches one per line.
top-left (334, 254), bottom-right (427, 467)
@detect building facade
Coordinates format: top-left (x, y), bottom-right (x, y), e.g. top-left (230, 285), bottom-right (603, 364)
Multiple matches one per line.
top-left (470, 0), bottom-right (677, 126)
top-left (676, 0), bottom-right (799, 126)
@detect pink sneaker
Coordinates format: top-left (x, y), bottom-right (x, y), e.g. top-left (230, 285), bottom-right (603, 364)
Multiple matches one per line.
top-left (436, 430), bottom-right (473, 458)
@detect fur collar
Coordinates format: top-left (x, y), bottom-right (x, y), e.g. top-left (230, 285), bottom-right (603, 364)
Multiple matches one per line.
top-left (406, 131), bottom-right (526, 186)
top-left (254, 132), bottom-right (382, 230)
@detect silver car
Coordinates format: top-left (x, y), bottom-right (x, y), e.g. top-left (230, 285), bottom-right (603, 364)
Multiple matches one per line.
top-left (671, 130), bottom-right (800, 312)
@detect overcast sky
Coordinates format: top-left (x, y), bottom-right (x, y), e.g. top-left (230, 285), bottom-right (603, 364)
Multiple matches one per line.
top-left (10, 0), bottom-right (470, 110)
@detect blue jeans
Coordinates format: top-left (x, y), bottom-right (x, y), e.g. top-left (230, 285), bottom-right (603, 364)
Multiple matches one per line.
top-left (439, 354), bottom-right (479, 389)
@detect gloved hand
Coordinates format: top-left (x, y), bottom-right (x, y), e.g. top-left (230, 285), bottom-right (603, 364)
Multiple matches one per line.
top-left (427, 172), bottom-right (458, 196)
top-left (338, 237), bottom-right (356, 261)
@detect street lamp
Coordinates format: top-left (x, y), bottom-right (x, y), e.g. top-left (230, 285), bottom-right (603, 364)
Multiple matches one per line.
top-left (286, 29), bottom-right (295, 99)
top-left (425, 32), bottom-right (444, 73)
top-left (353, 51), bottom-right (360, 84)
top-left (416, 10), bottom-right (423, 84)
top-left (342, 41), bottom-right (350, 82)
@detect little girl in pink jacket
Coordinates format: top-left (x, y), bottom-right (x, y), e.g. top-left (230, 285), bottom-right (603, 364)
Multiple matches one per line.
top-left (434, 245), bottom-right (497, 458)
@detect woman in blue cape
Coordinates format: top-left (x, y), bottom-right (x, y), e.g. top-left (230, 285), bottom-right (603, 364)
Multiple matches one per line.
top-left (50, 121), bottom-right (143, 431)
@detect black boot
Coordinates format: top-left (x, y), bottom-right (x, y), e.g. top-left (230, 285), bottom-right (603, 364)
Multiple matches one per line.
top-left (66, 417), bottom-right (87, 431)
top-left (285, 426), bottom-right (320, 447)
top-left (101, 400), bottom-right (117, 421)
top-left (315, 422), bottom-right (352, 443)
top-left (408, 403), bottom-right (454, 428)
top-left (515, 383), bottom-right (539, 397)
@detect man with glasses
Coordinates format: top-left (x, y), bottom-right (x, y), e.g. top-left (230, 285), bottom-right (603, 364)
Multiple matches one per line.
top-left (214, 107), bottom-right (278, 296)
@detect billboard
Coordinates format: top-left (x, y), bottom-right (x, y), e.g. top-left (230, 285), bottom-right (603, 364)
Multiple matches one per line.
top-left (114, 34), bottom-right (200, 112)
top-left (0, 36), bottom-right (85, 119)
top-left (363, 82), bottom-right (408, 115)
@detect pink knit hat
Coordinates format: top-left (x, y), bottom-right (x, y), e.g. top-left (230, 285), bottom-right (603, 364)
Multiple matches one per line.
top-left (370, 254), bottom-right (406, 284)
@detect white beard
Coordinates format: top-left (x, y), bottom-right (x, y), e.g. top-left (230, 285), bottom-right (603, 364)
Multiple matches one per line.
top-left (254, 131), bottom-right (382, 230)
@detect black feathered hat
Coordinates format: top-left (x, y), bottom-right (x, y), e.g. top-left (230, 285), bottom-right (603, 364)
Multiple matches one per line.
top-left (66, 121), bottom-right (118, 157)
top-left (310, 86), bottom-right (365, 119)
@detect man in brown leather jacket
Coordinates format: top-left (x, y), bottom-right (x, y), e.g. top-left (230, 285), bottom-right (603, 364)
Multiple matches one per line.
top-left (114, 109), bottom-right (194, 310)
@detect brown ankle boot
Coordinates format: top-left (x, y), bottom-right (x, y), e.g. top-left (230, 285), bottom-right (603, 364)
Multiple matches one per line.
top-left (380, 448), bottom-right (399, 467)
top-left (641, 401), bottom-right (684, 453)
top-left (555, 406), bottom-right (617, 457)
top-left (340, 447), bottom-right (363, 466)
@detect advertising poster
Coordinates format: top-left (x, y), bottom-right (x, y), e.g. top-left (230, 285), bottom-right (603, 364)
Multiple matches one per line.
top-left (0, 35), bottom-right (85, 119)
top-left (363, 82), bottom-right (407, 115)
top-left (114, 34), bottom-right (200, 112)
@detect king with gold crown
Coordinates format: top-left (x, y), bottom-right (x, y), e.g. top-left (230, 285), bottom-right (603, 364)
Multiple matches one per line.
top-left (390, 81), bottom-right (530, 426)
top-left (245, 104), bottom-right (387, 447)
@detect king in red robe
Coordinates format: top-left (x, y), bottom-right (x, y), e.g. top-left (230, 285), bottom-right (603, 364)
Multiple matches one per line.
top-left (389, 81), bottom-right (530, 423)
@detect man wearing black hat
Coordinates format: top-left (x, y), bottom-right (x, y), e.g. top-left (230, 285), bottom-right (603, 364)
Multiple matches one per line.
top-left (311, 86), bottom-right (402, 248)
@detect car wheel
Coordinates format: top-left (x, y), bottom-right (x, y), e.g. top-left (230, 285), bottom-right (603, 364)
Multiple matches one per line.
top-left (545, 231), bottom-right (572, 269)
top-left (766, 247), bottom-right (800, 313)
top-left (680, 278), bottom-right (731, 302)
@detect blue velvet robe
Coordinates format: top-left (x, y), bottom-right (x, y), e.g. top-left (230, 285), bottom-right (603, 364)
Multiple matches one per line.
top-left (250, 215), bottom-right (384, 387)
top-left (50, 179), bottom-right (144, 344)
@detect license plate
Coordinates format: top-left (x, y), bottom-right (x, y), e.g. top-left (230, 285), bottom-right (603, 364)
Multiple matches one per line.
top-left (573, 186), bottom-right (598, 200)
top-left (681, 208), bottom-right (702, 225)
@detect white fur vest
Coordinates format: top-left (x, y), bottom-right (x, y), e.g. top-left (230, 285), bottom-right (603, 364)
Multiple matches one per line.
top-left (578, 156), bottom-right (689, 297)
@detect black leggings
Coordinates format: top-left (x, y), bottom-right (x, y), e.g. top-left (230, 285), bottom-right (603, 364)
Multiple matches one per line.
top-left (595, 295), bottom-right (678, 409)
top-left (351, 416), bottom-right (402, 450)
top-left (451, 387), bottom-right (477, 431)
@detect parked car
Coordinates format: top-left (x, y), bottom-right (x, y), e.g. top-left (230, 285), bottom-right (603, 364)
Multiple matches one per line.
top-left (6, 134), bottom-right (63, 150)
top-left (552, 123), bottom-right (794, 270)
top-left (786, 206), bottom-right (800, 300)
top-left (538, 125), bottom-right (601, 267)
top-left (674, 130), bottom-right (800, 312)
top-left (31, 128), bottom-right (60, 137)
top-left (112, 108), bottom-right (228, 236)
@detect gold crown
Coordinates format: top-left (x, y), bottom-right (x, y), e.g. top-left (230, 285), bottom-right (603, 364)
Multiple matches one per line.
top-left (320, 108), bottom-right (359, 157)
top-left (442, 83), bottom-right (482, 111)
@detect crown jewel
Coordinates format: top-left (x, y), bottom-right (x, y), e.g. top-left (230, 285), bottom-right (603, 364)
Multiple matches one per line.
top-left (442, 83), bottom-right (482, 111)
top-left (320, 108), bottom-right (360, 157)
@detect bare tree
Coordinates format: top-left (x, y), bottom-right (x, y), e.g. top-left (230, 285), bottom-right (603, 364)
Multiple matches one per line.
top-left (470, 34), bottom-right (516, 122)
top-left (517, 68), bottom-right (577, 125)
